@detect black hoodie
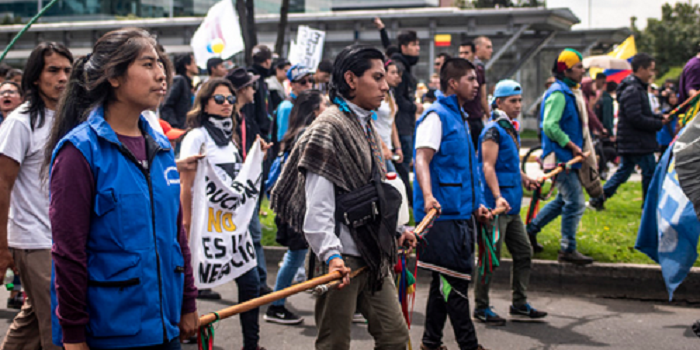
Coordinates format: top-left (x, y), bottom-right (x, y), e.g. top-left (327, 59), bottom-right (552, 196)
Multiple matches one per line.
top-left (241, 64), bottom-right (273, 148)
top-left (391, 52), bottom-right (419, 136)
top-left (616, 74), bottom-right (664, 155)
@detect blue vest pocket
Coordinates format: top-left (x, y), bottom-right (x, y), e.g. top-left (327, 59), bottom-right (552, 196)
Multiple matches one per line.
top-left (167, 243), bottom-right (185, 325)
top-left (87, 251), bottom-right (144, 338)
top-left (436, 172), bottom-right (463, 216)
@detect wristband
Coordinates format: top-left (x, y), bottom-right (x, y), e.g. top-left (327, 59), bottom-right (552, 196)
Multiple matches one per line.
top-left (326, 254), bottom-right (342, 265)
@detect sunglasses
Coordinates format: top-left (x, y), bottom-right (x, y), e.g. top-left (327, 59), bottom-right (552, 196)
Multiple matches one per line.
top-left (295, 78), bottom-right (311, 85)
top-left (212, 94), bottom-right (236, 105)
top-left (0, 90), bottom-right (18, 96)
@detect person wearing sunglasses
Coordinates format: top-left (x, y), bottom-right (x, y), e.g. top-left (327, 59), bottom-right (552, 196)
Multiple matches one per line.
top-left (0, 81), bottom-right (23, 125)
top-left (179, 77), bottom-right (271, 350)
top-left (274, 64), bottom-right (313, 143)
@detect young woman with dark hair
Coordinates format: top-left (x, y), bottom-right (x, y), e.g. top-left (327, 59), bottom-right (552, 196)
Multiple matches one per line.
top-left (271, 45), bottom-right (415, 349)
top-left (45, 28), bottom-right (198, 350)
top-left (265, 89), bottom-right (325, 325)
top-left (179, 77), bottom-right (271, 350)
top-left (375, 60), bottom-right (403, 173)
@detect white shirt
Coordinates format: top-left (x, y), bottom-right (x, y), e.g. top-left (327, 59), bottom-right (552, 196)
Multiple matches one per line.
top-left (414, 112), bottom-right (443, 152)
top-left (179, 127), bottom-right (242, 184)
top-left (374, 93), bottom-right (395, 149)
top-left (0, 103), bottom-right (54, 249)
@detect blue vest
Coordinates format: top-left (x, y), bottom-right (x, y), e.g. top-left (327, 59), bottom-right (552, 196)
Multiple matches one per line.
top-left (50, 107), bottom-right (184, 348)
top-left (477, 116), bottom-right (523, 215)
top-left (540, 79), bottom-right (584, 169)
top-left (413, 94), bottom-right (484, 222)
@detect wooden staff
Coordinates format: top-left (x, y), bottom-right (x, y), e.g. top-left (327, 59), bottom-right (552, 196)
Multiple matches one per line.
top-left (199, 270), bottom-right (345, 327)
top-left (491, 205), bottom-right (507, 216)
top-left (536, 151), bottom-right (591, 183)
top-left (415, 208), bottom-right (438, 239)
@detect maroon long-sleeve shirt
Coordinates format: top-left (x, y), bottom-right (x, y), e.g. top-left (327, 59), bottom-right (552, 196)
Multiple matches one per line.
top-left (50, 135), bottom-right (197, 344)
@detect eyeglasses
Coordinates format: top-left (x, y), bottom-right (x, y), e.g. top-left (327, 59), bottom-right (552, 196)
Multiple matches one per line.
top-left (212, 94), bottom-right (236, 105)
top-left (295, 78), bottom-right (311, 85)
top-left (0, 90), bottom-right (18, 96)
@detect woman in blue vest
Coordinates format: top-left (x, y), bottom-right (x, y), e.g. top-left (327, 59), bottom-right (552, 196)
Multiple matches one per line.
top-left (45, 28), bottom-right (198, 349)
top-left (474, 79), bottom-right (547, 326)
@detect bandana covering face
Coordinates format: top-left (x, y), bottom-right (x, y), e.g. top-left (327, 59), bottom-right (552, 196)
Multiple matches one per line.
top-left (202, 113), bottom-right (234, 147)
top-left (556, 48), bottom-right (583, 73)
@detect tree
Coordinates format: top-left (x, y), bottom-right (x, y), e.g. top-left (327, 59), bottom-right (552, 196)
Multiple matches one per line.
top-left (235, 0), bottom-right (258, 66)
top-left (633, 2), bottom-right (700, 77)
top-left (275, 0), bottom-right (290, 55)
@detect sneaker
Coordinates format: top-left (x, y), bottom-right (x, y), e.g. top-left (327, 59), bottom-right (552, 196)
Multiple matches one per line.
top-left (473, 307), bottom-right (506, 326)
top-left (419, 343), bottom-right (448, 350)
top-left (693, 319), bottom-right (700, 338)
top-left (264, 305), bottom-right (303, 325)
top-left (352, 312), bottom-right (367, 324)
top-left (510, 303), bottom-right (548, 320)
top-left (196, 289), bottom-right (222, 300)
top-left (6, 291), bottom-right (24, 310)
top-left (259, 284), bottom-right (273, 296)
top-left (525, 224), bottom-right (543, 254)
top-left (586, 198), bottom-right (605, 211)
top-left (558, 250), bottom-right (594, 265)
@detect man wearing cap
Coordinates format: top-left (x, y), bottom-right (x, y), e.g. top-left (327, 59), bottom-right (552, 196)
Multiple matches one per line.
top-left (275, 64), bottom-right (313, 143)
top-left (526, 48), bottom-right (594, 265)
top-left (473, 79), bottom-right (547, 326)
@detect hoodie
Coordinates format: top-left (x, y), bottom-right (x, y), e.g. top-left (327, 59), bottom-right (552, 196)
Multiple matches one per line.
top-left (391, 52), bottom-right (419, 136)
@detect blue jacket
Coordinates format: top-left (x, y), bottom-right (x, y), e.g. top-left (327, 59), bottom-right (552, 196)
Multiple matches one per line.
top-left (540, 79), bottom-right (584, 169)
top-left (478, 114), bottom-right (523, 215)
top-left (50, 106), bottom-right (184, 348)
top-left (275, 92), bottom-right (297, 142)
top-left (413, 94), bottom-right (485, 223)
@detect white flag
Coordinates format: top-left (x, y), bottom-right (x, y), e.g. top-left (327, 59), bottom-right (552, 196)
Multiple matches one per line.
top-left (288, 26), bottom-right (326, 71)
top-left (190, 0), bottom-right (245, 68)
top-left (189, 140), bottom-right (264, 289)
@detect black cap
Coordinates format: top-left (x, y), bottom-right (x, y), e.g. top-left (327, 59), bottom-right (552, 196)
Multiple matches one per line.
top-left (595, 72), bottom-right (607, 80)
top-left (226, 67), bottom-right (259, 90)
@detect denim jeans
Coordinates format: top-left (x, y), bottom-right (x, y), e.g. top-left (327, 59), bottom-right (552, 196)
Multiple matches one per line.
top-left (248, 203), bottom-right (267, 287)
top-left (529, 170), bottom-right (585, 253)
top-left (236, 267), bottom-right (261, 350)
top-left (396, 134), bottom-right (414, 206)
top-left (602, 153), bottom-right (656, 203)
top-left (385, 159), bottom-right (397, 173)
top-left (271, 248), bottom-right (308, 307)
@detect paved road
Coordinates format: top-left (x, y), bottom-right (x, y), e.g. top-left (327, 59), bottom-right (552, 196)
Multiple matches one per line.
top-left (2, 262), bottom-right (695, 350)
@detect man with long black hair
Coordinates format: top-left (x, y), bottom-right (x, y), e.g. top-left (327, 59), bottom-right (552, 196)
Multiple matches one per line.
top-left (272, 45), bottom-right (414, 350)
top-left (0, 41), bottom-right (72, 350)
top-left (161, 52), bottom-right (198, 129)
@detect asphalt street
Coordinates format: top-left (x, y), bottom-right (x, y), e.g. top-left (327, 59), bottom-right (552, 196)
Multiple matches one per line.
top-left (2, 261), bottom-right (695, 350)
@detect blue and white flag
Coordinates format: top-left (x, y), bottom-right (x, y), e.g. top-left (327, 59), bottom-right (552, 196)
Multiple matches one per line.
top-left (636, 146), bottom-right (700, 300)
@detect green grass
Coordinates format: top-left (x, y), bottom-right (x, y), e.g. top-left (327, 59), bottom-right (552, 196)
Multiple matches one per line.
top-left (520, 129), bottom-right (539, 140)
top-left (655, 66), bottom-right (683, 86)
top-left (261, 182), bottom-right (699, 266)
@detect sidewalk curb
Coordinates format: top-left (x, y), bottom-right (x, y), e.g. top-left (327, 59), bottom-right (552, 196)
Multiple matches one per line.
top-left (262, 246), bottom-right (700, 303)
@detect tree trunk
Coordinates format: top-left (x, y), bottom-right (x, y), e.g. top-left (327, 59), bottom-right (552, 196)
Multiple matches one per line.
top-left (235, 0), bottom-right (251, 65)
top-left (275, 0), bottom-right (290, 55)
top-left (245, 0), bottom-right (258, 48)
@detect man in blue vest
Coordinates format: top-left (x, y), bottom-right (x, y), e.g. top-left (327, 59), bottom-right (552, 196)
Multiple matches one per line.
top-left (414, 57), bottom-right (491, 350)
top-left (473, 79), bottom-right (547, 326)
top-left (526, 48), bottom-right (593, 265)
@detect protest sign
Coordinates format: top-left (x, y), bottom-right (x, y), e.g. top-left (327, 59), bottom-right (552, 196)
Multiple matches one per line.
top-left (288, 25), bottom-right (326, 71)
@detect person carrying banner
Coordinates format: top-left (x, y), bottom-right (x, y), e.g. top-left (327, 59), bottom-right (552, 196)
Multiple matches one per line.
top-left (45, 28), bottom-right (198, 349)
top-left (526, 49), bottom-right (593, 265)
top-left (265, 89), bottom-right (326, 325)
top-left (271, 45), bottom-right (415, 350)
top-left (473, 79), bottom-right (547, 326)
top-left (179, 77), bottom-right (272, 350)
top-left (413, 57), bottom-right (492, 350)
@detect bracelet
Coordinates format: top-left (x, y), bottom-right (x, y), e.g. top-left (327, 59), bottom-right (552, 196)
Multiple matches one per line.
top-left (326, 254), bottom-right (342, 265)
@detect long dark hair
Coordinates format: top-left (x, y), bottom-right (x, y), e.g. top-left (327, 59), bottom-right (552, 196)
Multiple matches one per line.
top-left (43, 28), bottom-right (172, 173)
top-left (22, 42), bottom-right (73, 130)
top-left (329, 45), bottom-right (385, 103)
top-left (186, 77), bottom-right (241, 147)
top-left (280, 89), bottom-right (324, 152)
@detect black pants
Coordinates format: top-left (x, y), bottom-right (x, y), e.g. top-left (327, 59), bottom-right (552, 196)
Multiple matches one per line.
top-left (422, 272), bottom-right (479, 350)
top-left (467, 118), bottom-right (484, 152)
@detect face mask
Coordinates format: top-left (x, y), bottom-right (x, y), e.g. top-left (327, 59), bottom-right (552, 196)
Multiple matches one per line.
top-left (203, 113), bottom-right (234, 147)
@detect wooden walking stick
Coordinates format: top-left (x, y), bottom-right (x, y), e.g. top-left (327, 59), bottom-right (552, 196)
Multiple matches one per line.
top-left (312, 266), bottom-right (368, 296)
top-left (536, 151), bottom-right (591, 183)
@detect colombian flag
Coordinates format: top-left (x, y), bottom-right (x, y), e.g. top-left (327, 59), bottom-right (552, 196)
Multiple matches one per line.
top-left (435, 34), bottom-right (452, 47)
top-left (590, 36), bottom-right (637, 83)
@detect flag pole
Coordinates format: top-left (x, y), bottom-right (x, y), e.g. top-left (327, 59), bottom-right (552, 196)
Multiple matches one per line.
top-left (0, 0), bottom-right (60, 63)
